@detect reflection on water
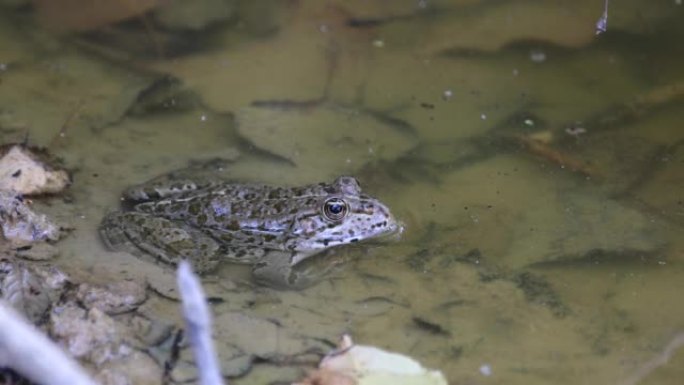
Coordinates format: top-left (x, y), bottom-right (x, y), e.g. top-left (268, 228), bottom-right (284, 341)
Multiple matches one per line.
top-left (1, 0), bottom-right (683, 384)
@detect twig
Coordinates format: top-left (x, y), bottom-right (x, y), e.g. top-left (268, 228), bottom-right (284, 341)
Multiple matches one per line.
top-left (596, 0), bottom-right (609, 35)
top-left (619, 332), bottom-right (684, 385)
top-left (176, 261), bottom-right (225, 385)
top-left (0, 302), bottom-right (99, 385)
top-left (561, 81), bottom-right (684, 135)
top-left (48, 100), bottom-right (84, 150)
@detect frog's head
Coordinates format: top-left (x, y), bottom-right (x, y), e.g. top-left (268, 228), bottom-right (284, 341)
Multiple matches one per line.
top-left (287, 176), bottom-right (401, 263)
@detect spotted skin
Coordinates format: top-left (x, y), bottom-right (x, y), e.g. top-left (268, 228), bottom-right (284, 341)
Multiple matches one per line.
top-left (100, 175), bottom-right (400, 288)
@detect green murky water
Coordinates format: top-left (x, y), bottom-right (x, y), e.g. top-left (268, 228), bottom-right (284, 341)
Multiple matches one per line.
top-left (1, 1), bottom-right (683, 384)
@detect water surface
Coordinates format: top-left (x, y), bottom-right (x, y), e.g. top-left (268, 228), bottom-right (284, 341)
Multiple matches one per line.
top-left (1, 1), bottom-right (683, 384)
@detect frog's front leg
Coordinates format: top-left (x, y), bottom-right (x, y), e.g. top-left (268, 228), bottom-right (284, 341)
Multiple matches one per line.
top-left (100, 212), bottom-right (221, 274)
top-left (252, 251), bottom-right (343, 290)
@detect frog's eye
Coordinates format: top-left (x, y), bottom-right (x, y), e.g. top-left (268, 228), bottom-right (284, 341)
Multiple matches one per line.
top-left (323, 198), bottom-right (348, 221)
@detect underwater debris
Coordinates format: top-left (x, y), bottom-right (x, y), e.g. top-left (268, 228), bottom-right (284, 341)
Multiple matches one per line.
top-left (0, 144), bottom-right (70, 196)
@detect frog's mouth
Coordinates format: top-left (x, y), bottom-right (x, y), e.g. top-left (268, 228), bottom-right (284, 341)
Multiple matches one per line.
top-left (386, 220), bottom-right (405, 240)
top-left (364, 219), bottom-right (405, 244)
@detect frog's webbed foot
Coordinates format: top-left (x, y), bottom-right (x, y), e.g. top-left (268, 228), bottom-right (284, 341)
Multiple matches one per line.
top-left (252, 251), bottom-right (344, 290)
top-left (100, 212), bottom-right (221, 274)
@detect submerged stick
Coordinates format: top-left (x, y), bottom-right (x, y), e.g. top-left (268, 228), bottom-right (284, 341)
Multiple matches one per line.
top-left (619, 332), bottom-right (684, 385)
top-left (176, 261), bottom-right (225, 385)
top-left (0, 302), bottom-right (98, 385)
top-left (596, 0), bottom-right (609, 35)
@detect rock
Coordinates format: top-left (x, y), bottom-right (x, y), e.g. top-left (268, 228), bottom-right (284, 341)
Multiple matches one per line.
top-left (0, 258), bottom-right (69, 323)
top-left (0, 190), bottom-right (61, 246)
top-left (215, 311), bottom-right (328, 360)
top-left (236, 105), bottom-right (416, 180)
top-left (94, 368), bottom-right (131, 385)
top-left (14, 242), bottom-right (60, 261)
top-left (33, 0), bottom-right (163, 32)
top-left (153, 0), bottom-right (236, 31)
top-left (628, 142), bottom-right (684, 226)
top-left (49, 304), bottom-right (133, 366)
top-left (0, 144), bottom-right (69, 195)
top-left (296, 335), bottom-right (448, 385)
top-left (0, 52), bottom-right (159, 146)
top-left (76, 280), bottom-right (148, 315)
top-left (126, 313), bottom-right (174, 347)
top-left (171, 342), bottom-right (251, 382)
top-left (512, 190), bottom-right (666, 267)
top-left (150, 7), bottom-right (329, 112)
top-left (96, 351), bottom-right (162, 385)
top-left (145, 268), bottom-right (181, 300)
top-left (395, 154), bottom-right (667, 270)
top-left (0, 0), bottom-right (29, 8)
top-left (409, 0), bottom-right (673, 54)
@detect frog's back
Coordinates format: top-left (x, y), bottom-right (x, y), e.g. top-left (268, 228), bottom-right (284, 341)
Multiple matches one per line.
top-left (115, 175), bottom-right (397, 259)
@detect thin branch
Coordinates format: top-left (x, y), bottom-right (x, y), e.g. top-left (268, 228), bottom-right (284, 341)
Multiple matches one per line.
top-left (619, 332), bottom-right (684, 385)
top-left (176, 261), bottom-right (225, 385)
top-left (0, 302), bottom-right (99, 385)
top-left (596, 0), bottom-right (609, 35)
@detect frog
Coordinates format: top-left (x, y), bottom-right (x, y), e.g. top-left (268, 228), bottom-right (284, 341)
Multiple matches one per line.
top-left (99, 172), bottom-right (400, 289)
